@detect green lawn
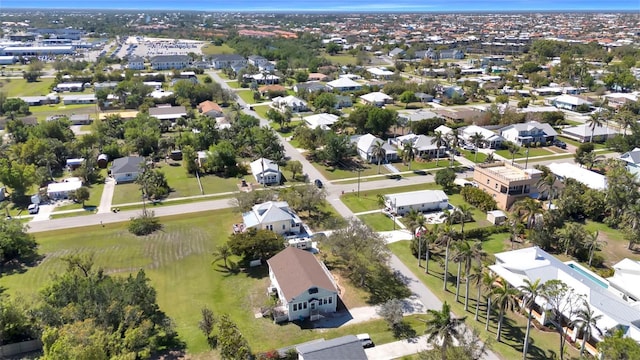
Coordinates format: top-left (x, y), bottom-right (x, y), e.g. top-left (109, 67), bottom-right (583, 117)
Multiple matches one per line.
top-left (226, 80), bottom-right (240, 89)
top-left (389, 241), bottom-right (580, 360)
top-left (494, 147), bottom-right (553, 160)
top-left (201, 43), bottom-right (235, 55)
top-left (341, 183), bottom-right (440, 213)
top-left (557, 135), bottom-right (608, 150)
top-left (237, 90), bottom-right (262, 104)
top-left (252, 105), bottom-right (270, 118)
top-left (29, 103), bottom-right (96, 114)
top-left (460, 150), bottom-right (487, 164)
top-left (514, 153), bottom-right (575, 164)
top-left (312, 161), bottom-right (390, 181)
top-left (53, 180), bottom-right (106, 212)
top-left (0, 78), bottom-right (55, 97)
top-left (358, 212), bottom-right (396, 231)
top-left (322, 53), bottom-right (358, 66)
top-left (394, 160), bottom-right (458, 172)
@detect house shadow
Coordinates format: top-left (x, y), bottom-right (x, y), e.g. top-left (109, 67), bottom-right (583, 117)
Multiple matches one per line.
top-left (293, 297), bottom-right (354, 329)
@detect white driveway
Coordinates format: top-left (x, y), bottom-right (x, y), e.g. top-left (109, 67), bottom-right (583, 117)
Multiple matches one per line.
top-left (97, 177), bottom-right (116, 214)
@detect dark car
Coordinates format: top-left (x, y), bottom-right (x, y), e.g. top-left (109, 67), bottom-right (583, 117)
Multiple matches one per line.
top-left (553, 140), bottom-right (567, 149)
top-left (314, 179), bottom-right (323, 188)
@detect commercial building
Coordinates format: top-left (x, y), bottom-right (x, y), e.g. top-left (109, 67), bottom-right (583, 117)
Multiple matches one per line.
top-left (473, 162), bottom-right (542, 210)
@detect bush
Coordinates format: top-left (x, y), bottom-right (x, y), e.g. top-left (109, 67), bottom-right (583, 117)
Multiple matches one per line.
top-left (128, 211), bottom-right (162, 236)
top-left (460, 186), bottom-right (497, 212)
top-left (464, 225), bottom-right (509, 240)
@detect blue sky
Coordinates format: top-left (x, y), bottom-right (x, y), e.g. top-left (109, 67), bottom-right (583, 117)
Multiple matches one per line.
top-left (1, 0), bottom-right (637, 11)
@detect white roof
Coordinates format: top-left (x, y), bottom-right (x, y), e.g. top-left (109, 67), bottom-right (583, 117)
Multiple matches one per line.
top-left (62, 94), bottom-right (96, 101)
top-left (461, 125), bottom-right (503, 141)
top-left (605, 93), bottom-right (638, 102)
top-left (327, 77), bottom-right (361, 89)
top-left (367, 67), bottom-right (394, 76)
top-left (548, 162), bottom-right (607, 190)
top-left (552, 94), bottom-right (592, 106)
top-left (242, 201), bottom-right (300, 229)
top-left (562, 124), bottom-right (618, 138)
top-left (360, 92), bottom-right (392, 104)
top-left (249, 158), bottom-right (279, 176)
top-left (149, 90), bottom-right (173, 99)
top-left (434, 125), bottom-right (452, 135)
top-left (384, 190), bottom-right (448, 208)
top-left (356, 134), bottom-right (396, 155)
top-left (251, 73), bottom-right (280, 81)
top-left (272, 95), bottom-right (307, 108)
top-left (47, 178), bottom-right (82, 193)
top-left (609, 259), bottom-right (640, 301)
top-left (304, 113), bottom-right (339, 130)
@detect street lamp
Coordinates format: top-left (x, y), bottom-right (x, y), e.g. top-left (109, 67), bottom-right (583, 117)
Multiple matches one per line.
top-left (357, 167), bottom-right (363, 198)
top-left (524, 143), bottom-right (530, 169)
top-left (392, 198), bottom-right (396, 230)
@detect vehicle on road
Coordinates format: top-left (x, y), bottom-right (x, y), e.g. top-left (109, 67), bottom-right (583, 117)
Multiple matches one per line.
top-left (553, 139), bottom-right (567, 149)
top-left (314, 179), bottom-right (323, 188)
top-left (356, 333), bottom-right (375, 348)
top-left (28, 204), bottom-right (39, 214)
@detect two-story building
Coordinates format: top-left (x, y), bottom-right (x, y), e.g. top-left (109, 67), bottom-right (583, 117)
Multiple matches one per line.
top-left (211, 54), bottom-right (247, 70)
top-left (473, 162), bottom-right (542, 210)
top-left (499, 121), bottom-right (558, 146)
top-left (150, 55), bottom-right (190, 70)
top-left (242, 201), bottom-right (302, 235)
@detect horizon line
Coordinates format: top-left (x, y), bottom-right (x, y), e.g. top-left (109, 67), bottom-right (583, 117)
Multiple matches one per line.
top-left (1, 7), bottom-right (637, 12)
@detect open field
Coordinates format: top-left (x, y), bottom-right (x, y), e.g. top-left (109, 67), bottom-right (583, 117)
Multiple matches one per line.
top-left (201, 43), bottom-right (235, 55)
top-left (312, 161), bottom-right (390, 181)
top-left (321, 52), bottom-right (358, 66)
top-left (358, 212), bottom-right (397, 231)
top-left (460, 149), bottom-right (487, 163)
top-left (394, 160), bottom-right (458, 172)
top-left (341, 183), bottom-right (441, 214)
top-left (0, 78), bottom-right (55, 97)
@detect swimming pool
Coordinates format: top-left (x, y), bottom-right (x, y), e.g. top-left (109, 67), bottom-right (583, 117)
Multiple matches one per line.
top-left (567, 263), bottom-right (608, 289)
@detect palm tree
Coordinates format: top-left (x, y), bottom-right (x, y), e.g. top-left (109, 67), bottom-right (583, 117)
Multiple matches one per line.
top-left (623, 200), bottom-right (640, 250)
top-left (507, 142), bottom-right (521, 165)
top-left (402, 142), bottom-right (416, 170)
top-left (439, 224), bottom-right (456, 292)
top-left (586, 112), bottom-right (604, 143)
top-left (557, 222), bottom-right (587, 256)
top-left (447, 130), bottom-right (459, 167)
top-left (573, 300), bottom-right (603, 358)
top-left (615, 110), bottom-right (636, 138)
top-left (212, 243), bottom-right (232, 269)
top-left (512, 197), bottom-right (542, 231)
top-left (583, 151), bottom-right (605, 170)
top-left (482, 271), bottom-right (499, 331)
top-left (507, 211), bottom-right (523, 250)
top-left (413, 215), bottom-right (427, 268)
top-left (455, 204), bottom-right (473, 238)
top-left (372, 140), bottom-right (386, 174)
top-left (485, 152), bottom-right (496, 164)
top-left (519, 278), bottom-right (547, 360)
top-left (536, 172), bottom-right (557, 210)
top-left (376, 193), bottom-right (387, 210)
top-left (492, 278), bottom-right (520, 342)
top-left (469, 132), bottom-right (485, 163)
top-left (469, 265), bottom-right (484, 321)
top-left (424, 302), bottom-right (466, 360)
top-left (425, 224), bottom-right (441, 274)
top-left (431, 131), bottom-right (446, 166)
top-left (585, 230), bottom-right (606, 267)
top-left (453, 241), bottom-right (485, 311)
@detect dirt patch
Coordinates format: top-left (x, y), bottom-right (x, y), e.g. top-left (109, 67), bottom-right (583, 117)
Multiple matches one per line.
top-left (597, 231), bottom-right (640, 266)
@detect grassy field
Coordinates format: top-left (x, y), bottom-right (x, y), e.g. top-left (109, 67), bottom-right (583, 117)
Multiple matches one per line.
top-left (0, 78), bottom-right (55, 97)
top-left (201, 43), bottom-right (235, 55)
top-left (394, 160), bottom-right (458, 172)
top-left (358, 212), bottom-right (397, 231)
top-left (389, 241), bottom-right (580, 360)
top-left (237, 90), bottom-right (261, 104)
top-left (252, 104), bottom-right (270, 118)
top-left (321, 52), bottom-right (358, 66)
top-left (494, 147), bottom-right (553, 160)
top-left (226, 80), bottom-right (240, 89)
top-left (515, 153), bottom-right (575, 164)
top-left (460, 149), bottom-right (488, 163)
top-left (557, 135), bottom-right (608, 150)
top-left (341, 183), bottom-right (441, 213)
top-left (312, 161), bottom-right (390, 181)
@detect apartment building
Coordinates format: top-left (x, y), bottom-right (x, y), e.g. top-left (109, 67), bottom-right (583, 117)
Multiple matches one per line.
top-left (472, 162), bottom-right (542, 210)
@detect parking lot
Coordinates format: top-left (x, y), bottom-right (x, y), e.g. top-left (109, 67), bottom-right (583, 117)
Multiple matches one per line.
top-left (116, 36), bottom-right (206, 59)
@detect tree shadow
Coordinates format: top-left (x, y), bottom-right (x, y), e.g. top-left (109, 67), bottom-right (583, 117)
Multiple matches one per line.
top-left (366, 268), bottom-right (412, 305)
top-left (0, 253), bottom-right (45, 277)
top-left (393, 321), bottom-right (418, 340)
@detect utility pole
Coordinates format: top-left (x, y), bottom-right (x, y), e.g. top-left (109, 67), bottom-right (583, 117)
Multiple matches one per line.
top-left (524, 144), bottom-right (530, 169)
top-left (357, 167), bottom-right (362, 197)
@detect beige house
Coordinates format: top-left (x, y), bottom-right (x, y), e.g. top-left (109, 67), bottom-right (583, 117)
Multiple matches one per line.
top-left (241, 201), bottom-right (302, 235)
top-left (472, 162), bottom-right (542, 210)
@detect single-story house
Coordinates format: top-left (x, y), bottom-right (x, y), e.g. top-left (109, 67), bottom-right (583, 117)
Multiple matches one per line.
top-left (267, 247), bottom-right (338, 322)
top-left (393, 134), bottom-right (446, 159)
top-left (20, 93), bottom-right (59, 106)
top-left (242, 201), bottom-right (302, 235)
top-left (68, 114), bottom-right (92, 125)
top-left (335, 95), bottom-right (353, 109)
top-left (149, 105), bottom-right (187, 122)
top-left (367, 67), bottom-right (395, 80)
top-left (250, 158), bottom-right (282, 185)
top-left (353, 134), bottom-right (398, 163)
top-left (296, 335), bottom-right (367, 360)
top-left (460, 125), bottom-right (504, 149)
top-left (197, 101), bottom-right (224, 118)
top-left (47, 177), bottom-right (83, 200)
top-left (384, 190), bottom-right (449, 216)
top-left (499, 121), bottom-right (558, 146)
top-left (307, 72), bottom-right (329, 82)
top-left (246, 73), bottom-right (280, 85)
top-left (62, 94), bottom-right (96, 105)
top-left (550, 94), bottom-right (592, 111)
top-left (415, 92), bottom-right (434, 103)
top-left (258, 84), bottom-right (287, 98)
top-left (271, 95), bottom-right (308, 113)
top-left (326, 77), bottom-right (362, 92)
top-left (304, 113), bottom-right (340, 130)
top-left (293, 82), bottom-right (329, 94)
top-left (54, 82), bottom-right (84, 92)
top-left (434, 124), bottom-right (453, 136)
top-left (398, 109), bottom-right (440, 125)
top-left (0, 116), bottom-right (37, 130)
top-left (619, 147), bottom-right (640, 176)
top-left (111, 156), bottom-right (145, 183)
top-left (359, 92), bottom-right (393, 107)
top-left (561, 124), bottom-right (618, 143)
top-left (548, 162), bottom-right (607, 190)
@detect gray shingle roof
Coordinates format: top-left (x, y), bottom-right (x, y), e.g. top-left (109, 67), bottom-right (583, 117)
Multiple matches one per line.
top-left (296, 335), bottom-right (367, 360)
top-left (111, 156), bottom-right (144, 175)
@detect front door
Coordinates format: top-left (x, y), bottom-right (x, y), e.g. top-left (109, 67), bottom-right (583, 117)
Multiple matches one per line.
top-left (310, 301), bottom-right (317, 310)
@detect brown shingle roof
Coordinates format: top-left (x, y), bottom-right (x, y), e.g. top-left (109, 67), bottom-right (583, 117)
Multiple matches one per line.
top-left (197, 100), bottom-right (222, 114)
top-left (267, 247), bottom-right (337, 301)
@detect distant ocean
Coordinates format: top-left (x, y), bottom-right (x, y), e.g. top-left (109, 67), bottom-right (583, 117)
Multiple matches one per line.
top-left (1, 0), bottom-right (637, 12)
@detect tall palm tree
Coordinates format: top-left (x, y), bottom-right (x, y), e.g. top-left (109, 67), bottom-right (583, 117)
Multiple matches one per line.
top-left (512, 197), bottom-right (542, 231)
top-left (376, 193), bottom-right (386, 210)
top-left (372, 140), bottom-right (386, 174)
top-left (573, 300), bottom-right (603, 358)
top-left (507, 142), bottom-right (521, 165)
top-left (402, 142), bottom-right (416, 170)
top-left (492, 278), bottom-right (521, 342)
top-left (431, 131), bottom-right (445, 166)
top-left (585, 230), bottom-right (606, 267)
top-left (425, 224), bottom-right (440, 274)
top-left (455, 204), bottom-right (473, 238)
top-left (519, 278), bottom-right (547, 360)
top-left (623, 200), bottom-right (640, 250)
top-left (453, 241), bottom-right (485, 311)
top-left (424, 302), bottom-right (466, 360)
top-left (413, 215), bottom-right (427, 268)
top-left (536, 172), bottom-right (557, 210)
top-left (483, 271), bottom-right (499, 331)
top-left (469, 132), bottom-right (485, 163)
top-left (439, 224), bottom-right (456, 292)
top-left (469, 265), bottom-right (484, 321)
top-left (615, 110), bottom-right (636, 138)
top-left (586, 112), bottom-right (604, 143)
top-left (447, 130), bottom-right (459, 167)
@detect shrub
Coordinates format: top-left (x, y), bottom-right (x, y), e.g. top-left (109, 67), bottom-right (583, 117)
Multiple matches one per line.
top-left (460, 186), bottom-right (497, 212)
top-left (128, 211), bottom-right (162, 236)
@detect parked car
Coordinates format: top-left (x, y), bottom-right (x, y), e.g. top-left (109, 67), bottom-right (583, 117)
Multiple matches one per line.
top-left (461, 144), bottom-right (476, 151)
top-left (28, 204), bottom-right (39, 214)
top-left (314, 179), bottom-right (323, 188)
top-left (356, 333), bottom-right (375, 348)
top-left (553, 139), bottom-right (567, 149)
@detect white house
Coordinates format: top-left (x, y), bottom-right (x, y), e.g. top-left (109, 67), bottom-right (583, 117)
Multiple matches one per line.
top-left (267, 247), bottom-right (338, 322)
top-left (384, 190), bottom-right (449, 216)
top-left (367, 67), bottom-right (395, 80)
top-left (149, 105), bottom-right (187, 122)
top-left (460, 125), bottom-right (504, 149)
top-left (551, 94), bottom-right (592, 111)
top-left (304, 113), bottom-right (339, 130)
top-left (242, 201), bottom-right (302, 235)
top-left (548, 162), bottom-right (607, 190)
top-left (211, 54), bottom-right (247, 70)
top-left (359, 92), bottom-right (393, 107)
top-left (619, 147), bottom-right (640, 176)
top-left (561, 124), bottom-right (618, 143)
top-left (250, 158), bottom-right (282, 185)
top-left (393, 134), bottom-right (446, 159)
top-left (353, 134), bottom-right (397, 163)
top-left (47, 177), bottom-right (83, 200)
top-left (62, 94), bottom-right (96, 105)
top-left (499, 121), bottom-right (558, 146)
top-left (607, 259), bottom-right (640, 303)
top-left (327, 77), bottom-right (362, 92)
top-left (110, 156), bottom-right (145, 183)
top-left (150, 55), bottom-right (190, 70)
top-left (271, 95), bottom-right (308, 113)
top-left (434, 125), bottom-right (453, 136)
top-left (490, 247), bottom-right (640, 357)
top-left (127, 56), bottom-right (145, 70)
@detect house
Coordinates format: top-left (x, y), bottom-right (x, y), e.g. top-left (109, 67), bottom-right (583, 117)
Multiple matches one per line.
top-left (293, 82), bottom-right (329, 94)
top-left (259, 84), bottom-right (287, 98)
top-left (242, 201), bottom-right (302, 235)
top-left (367, 67), bottom-right (395, 80)
top-left (250, 158), bottom-right (282, 185)
top-left (388, 47), bottom-right (405, 58)
top-left (68, 114), bottom-right (92, 125)
top-left (359, 92), bottom-right (393, 107)
top-left (127, 56), bottom-right (145, 70)
top-left (353, 134), bottom-right (398, 163)
top-left (54, 82), bottom-right (84, 92)
top-left (442, 86), bottom-right (465, 99)
top-left (384, 190), bottom-right (449, 216)
top-left (149, 89), bottom-right (174, 99)
top-left (62, 94), bottom-right (96, 105)
top-left (393, 134), bottom-right (446, 159)
top-left (304, 113), bottom-right (340, 130)
top-left (551, 94), bottom-right (592, 111)
top-left (461, 125), bottom-right (504, 149)
top-left (607, 259), bottom-right (640, 303)
top-left (548, 163), bottom-right (607, 190)
top-left (335, 95), bottom-right (353, 109)
top-left (246, 73), bottom-right (280, 85)
top-left (439, 49), bottom-right (465, 60)
top-left (150, 55), bottom-right (190, 70)
top-left (619, 147), bottom-right (640, 176)
top-left (93, 81), bottom-right (121, 90)
top-left (473, 162), bottom-right (543, 210)
top-left (296, 335), bottom-right (367, 360)
top-left (271, 96), bottom-right (308, 113)
top-left (248, 55), bottom-right (269, 67)
top-left (561, 124), bottom-right (618, 143)
top-left (0, 116), bottom-right (37, 130)
top-left (327, 77), bottom-right (362, 92)
top-left (434, 109), bottom-right (483, 124)
top-left (211, 54), bottom-right (247, 70)
top-left (490, 247), bottom-right (640, 358)
top-left (307, 72), bottom-right (329, 81)
top-left (197, 101), bottom-right (224, 118)
top-left (434, 125), bottom-right (453, 136)
top-left (415, 92), bottom-right (434, 103)
top-left (398, 109), bottom-right (440, 125)
top-left (66, 158), bottom-right (84, 170)
top-left (47, 177), bottom-right (83, 200)
top-left (149, 105), bottom-right (187, 122)
top-left (267, 247), bottom-right (338, 322)
top-left (499, 121), bottom-right (558, 146)
top-left (20, 94), bottom-right (59, 106)
top-left (110, 156), bottom-right (145, 183)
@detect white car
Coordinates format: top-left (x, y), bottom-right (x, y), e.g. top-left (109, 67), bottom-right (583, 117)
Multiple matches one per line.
top-left (461, 144), bottom-right (476, 151)
top-left (356, 333), bottom-right (374, 348)
top-left (28, 204), bottom-right (39, 214)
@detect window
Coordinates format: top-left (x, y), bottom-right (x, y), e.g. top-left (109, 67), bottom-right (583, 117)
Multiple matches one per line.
top-left (293, 304), bottom-right (298, 311)
top-left (303, 302), bottom-right (307, 309)
top-left (328, 297), bottom-right (332, 304)
top-left (487, 179), bottom-right (490, 184)
top-left (495, 183), bottom-right (498, 189)
top-left (282, 224), bottom-right (286, 230)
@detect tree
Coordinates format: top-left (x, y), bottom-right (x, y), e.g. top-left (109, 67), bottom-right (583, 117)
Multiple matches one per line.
top-left (182, 145), bottom-right (198, 174)
top-left (506, 142), bottom-right (520, 165)
top-left (73, 186), bottom-right (90, 207)
top-left (128, 211), bottom-right (162, 236)
top-left (326, 42), bottom-right (341, 55)
top-left (544, 279), bottom-right (582, 360)
top-left (482, 271), bottom-right (498, 331)
top-left (536, 171), bottom-right (557, 210)
top-left (585, 230), bottom-right (606, 267)
top-left (216, 314), bottom-right (251, 360)
top-left (212, 243), bottom-right (233, 269)
top-left (285, 160), bottom-right (303, 181)
top-left (377, 298), bottom-right (404, 330)
top-left (587, 112), bottom-right (604, 143)
top-left (0, 159), bottom-right (36, 201)
top-left (199, 307), bottom-right (217, 348)
top-left (447, 131), bottom-right (459, 167)
top-left (556, 222), bottom-right (587, 256)
top-left (399, 91), bottom-right (416, 108)
top-left (492, 278), bottom-right (520, 342)
top-left (512, 197), bottom-right (542, 231)
top-left (401, 142), bottom-right (416, 170)
top-left (136, 166), bottom-right (170, 201)
top-left (615, 110), bottom-right (636, 138)
top-left (435, 168), bottom-right (456, 192)
top-left (573, 300), bottom-right (603, 358)
top-left (228, 228), bottom-right (284, 261)
top-left (469, 133), bottom-right (485, 163)
top-left (312, 93), bottom-right (337, 113)
top-left (2, 98), bottom-right (29, 115)
top-left (431, 131), bottom-right (446, 166)
top-left (519, 279), bottom-right (547, 360)
top-left (598, 329), bottom-right (640, 359)
top-left (372, 140), bottom-right (386, 174)
top-left (0, 217), bottom-right (38, 266)
top-left (320, 133), bottom-right (353, 166)
top-left (424, 302), bottom-right (466, 360)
